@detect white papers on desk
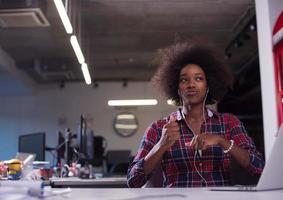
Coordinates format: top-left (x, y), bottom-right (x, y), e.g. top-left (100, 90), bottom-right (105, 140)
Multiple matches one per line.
top-left (0, 180), bottom-right (71, 199)
top-left (0, 186), bottom-right (71, 199)
top-left (0, 180), bottom-right (43, 195)
top-left (0, 180), bottom-right (42, 199)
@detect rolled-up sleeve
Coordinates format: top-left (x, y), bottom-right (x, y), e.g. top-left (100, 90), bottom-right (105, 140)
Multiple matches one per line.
top-left (228, 114), bottom-right (265, 174)
top-left (127, 122), bottom-right (162, 188)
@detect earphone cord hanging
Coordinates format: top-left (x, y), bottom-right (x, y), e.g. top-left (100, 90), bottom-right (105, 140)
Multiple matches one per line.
top-left (178, 88), bottom-right (209, 186)
top-left (178, 120), bottom-right (208, 187)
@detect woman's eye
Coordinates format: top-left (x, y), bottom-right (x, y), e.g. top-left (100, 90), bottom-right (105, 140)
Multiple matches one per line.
top-left (195, 76), bottom-right (203, 81)
top-left (179, 78), bottom-right (187, 83)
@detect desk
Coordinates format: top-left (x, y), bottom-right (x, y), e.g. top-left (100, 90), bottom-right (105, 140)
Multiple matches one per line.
top-left (43, 188), bottom-right (283, 200)
top-left (1, 187), bottom-right (283, 200)
top-left (50, 176), bottom-right (127, 188)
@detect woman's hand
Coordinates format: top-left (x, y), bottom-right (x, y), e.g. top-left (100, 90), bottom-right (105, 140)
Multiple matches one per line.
top-left (144, 115), bottom-right (180, 175)
top-left (188, 134), bottom-right (224, 150)
top-left (157, 115), bottom-right (180, 151)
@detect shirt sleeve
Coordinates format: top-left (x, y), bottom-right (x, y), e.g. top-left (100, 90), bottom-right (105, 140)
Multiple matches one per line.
top-left (227, 114), bottom-right (265, 174)
top-left (127, 121), bottom-right (162, 188)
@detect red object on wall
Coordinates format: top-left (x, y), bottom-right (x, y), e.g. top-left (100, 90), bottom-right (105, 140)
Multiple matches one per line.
top-left (273, 11), bottom-right (283, 126)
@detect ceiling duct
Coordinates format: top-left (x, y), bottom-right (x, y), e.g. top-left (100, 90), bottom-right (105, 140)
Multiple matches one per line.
top-left (33, 59), bottom-right (75, 81)
top-left (0, 8), bottom-right (50, 28)
top-left (0, 0), bottom-right (49, 28)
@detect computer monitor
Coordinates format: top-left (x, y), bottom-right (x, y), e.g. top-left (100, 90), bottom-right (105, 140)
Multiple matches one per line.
top-left (76, 116), bottom-right (105, 166)
top-left (18, 132), bottom-right (46, 161)
top-left (56, 131), bottom-right (65, 165)
top-left (75, 114), bottom-right (89, 165)
top-left (77, 114), bottom-right (87, 154)
top-left (86, 130), bottom-right (94, 163)
top-left (87, 134), bottom-right (107, 166)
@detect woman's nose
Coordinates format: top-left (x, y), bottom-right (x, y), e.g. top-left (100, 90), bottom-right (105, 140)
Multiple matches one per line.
top-left (186, 79), bottom-right (196, 88)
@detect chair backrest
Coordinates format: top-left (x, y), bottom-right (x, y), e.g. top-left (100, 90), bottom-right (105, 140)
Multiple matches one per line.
top-left (106, 150), bottom-right (131, 175)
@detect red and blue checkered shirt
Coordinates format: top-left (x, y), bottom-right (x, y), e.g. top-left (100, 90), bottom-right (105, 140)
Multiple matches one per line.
top-left (127, 109), bottom-right (264, 187)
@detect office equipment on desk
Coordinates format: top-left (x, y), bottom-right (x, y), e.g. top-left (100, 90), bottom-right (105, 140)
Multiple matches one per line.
top-left (56, 116), bottom-right (87, 167)
top-left (55, 115), bottom-right (94, 174)
top-left (64, 128), bottom-right (74, 166)
top-left (56, 131), bottom-right (65, 165)
top-left (50, 176), bottom-right (127, 188)
top-left (76, 114), bottom-right (87, 161)
top-left (210, 124), bottom-right (283, 191)
top-left (73, 114), bottom-right (97, 166)
top-left (18, 132), bottom-right (46, 161)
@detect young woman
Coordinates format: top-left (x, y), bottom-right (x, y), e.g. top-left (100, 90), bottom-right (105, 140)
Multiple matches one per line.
top-left (127, 41), bottom-right (264, 187)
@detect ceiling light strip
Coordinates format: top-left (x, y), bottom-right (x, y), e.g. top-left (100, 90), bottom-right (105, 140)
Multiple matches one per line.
top-left (70, 35), bottom-right (85, 64)
top-left (53, 0), bottom-right (73, 34)
top-left (81, 63), bottom-right (92, 85)
top-left (108, 99), bottom-right (158, 106)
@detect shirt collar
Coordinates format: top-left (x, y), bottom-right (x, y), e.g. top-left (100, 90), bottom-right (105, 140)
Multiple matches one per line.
top-left (174, 107), bottom-right (219, 121)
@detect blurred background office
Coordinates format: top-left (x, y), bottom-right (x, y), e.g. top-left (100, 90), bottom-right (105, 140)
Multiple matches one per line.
top-left (0, 0), bottom-right (282, 175)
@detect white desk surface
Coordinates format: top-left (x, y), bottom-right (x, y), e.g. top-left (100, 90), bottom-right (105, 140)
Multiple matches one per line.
top-left (48, 188), bottom-right (283, 200)
top-left (2, 187), bottom-right (282, 200)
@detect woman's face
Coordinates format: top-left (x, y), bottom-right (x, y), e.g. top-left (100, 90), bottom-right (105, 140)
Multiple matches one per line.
top-left (178, 64), bottom-right (208, 106)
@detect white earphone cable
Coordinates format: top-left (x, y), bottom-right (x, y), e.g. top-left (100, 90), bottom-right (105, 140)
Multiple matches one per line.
top-left (180, 88), bottom-right (209, 186)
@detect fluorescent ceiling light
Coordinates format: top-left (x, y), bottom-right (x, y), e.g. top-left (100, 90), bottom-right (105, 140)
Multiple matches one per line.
top-left (53, 0), bottom-right (73, 34)
top-left (70, 35), bottom-right (85, 64)
top-left (108, 99), bottom-right (158, 106)
top-left (81, 63), bottom-right (92, 85)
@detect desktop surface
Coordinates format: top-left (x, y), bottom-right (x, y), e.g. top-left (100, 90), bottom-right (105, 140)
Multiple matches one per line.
top-left (66, 188), bottom-right (283, 200)
top-left (2, 185), bottom-right (283, 200)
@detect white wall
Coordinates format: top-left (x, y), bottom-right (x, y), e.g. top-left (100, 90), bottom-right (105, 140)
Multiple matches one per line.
top-left (256, 0), bottom-right (283, 159)
top-left (0, 82), bottom-right (175, 162)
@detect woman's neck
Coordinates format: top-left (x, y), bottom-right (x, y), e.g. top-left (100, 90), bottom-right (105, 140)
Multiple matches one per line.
top-left (182, 104), bottom-right (206, 122)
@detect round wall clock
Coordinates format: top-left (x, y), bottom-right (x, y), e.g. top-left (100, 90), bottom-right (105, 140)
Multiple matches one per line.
top-left (113, 113), bottom-right (138, 137)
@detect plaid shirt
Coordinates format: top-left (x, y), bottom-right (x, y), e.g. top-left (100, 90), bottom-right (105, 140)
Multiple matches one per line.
top-left (127, 109), bottom-right (264, 187)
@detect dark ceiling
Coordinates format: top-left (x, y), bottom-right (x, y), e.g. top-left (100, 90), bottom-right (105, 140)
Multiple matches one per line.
top-left (0, 0), bottom-right (258, 85)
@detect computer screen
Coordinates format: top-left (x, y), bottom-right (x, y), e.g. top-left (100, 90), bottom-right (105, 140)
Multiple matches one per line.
top-left (74, 114), bottom-right (89, 165)
top-left (77, 114), bottom-right (87, 154)
top-left (85, 131), bottom-right (105, 166)
top-left (75, 115), bottom-right (105, 166)
top-left (18, 132), bottom-right (46, 161)
top-left (57, 131), bottom-right (65, 164)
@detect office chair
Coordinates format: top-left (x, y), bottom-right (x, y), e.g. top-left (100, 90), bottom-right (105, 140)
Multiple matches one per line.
top-left (106, 150), bottom-right (131, 175)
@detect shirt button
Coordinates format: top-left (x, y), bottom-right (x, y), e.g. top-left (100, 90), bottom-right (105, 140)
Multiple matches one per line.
top-left (199, 163), bottom-right (202, 167)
